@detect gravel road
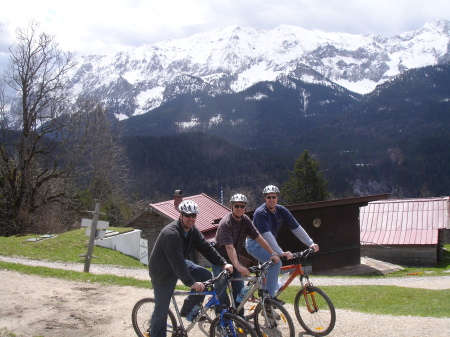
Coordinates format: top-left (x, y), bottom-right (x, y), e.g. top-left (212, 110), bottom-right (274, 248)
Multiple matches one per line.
top-left (1, 256), bottom-right (449, 337)
top-left (1, 255), bottom-right (449, 289)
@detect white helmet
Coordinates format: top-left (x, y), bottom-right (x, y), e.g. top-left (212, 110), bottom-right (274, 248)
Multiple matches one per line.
top-left (263, 185), bottom-right (279, 195)
top-left (178, 200), bottom-right (200, 214)
top-left (230, 194), bottom-right (248, 204)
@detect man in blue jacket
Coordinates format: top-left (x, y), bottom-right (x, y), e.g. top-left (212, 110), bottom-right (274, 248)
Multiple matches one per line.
top-left (149, 200), bottom-right (233, 337)
top-left (246, 185), bottom-right (319, 297)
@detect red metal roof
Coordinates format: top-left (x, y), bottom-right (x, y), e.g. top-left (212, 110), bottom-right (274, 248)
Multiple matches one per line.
top-left (149, 193), bottom-right (230, 233)
top-left (360, 197), bottom-right (449, 245)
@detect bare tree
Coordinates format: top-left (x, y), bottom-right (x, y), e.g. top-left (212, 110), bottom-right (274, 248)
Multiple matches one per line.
top-left (0, 21), bottom-right (77, 235)
top-left (72, 98), bottom-right (131, 226)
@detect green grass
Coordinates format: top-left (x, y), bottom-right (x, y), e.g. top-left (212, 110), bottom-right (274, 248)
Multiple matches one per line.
top-left (0, 227), bottom-right (146, 268)
top-left (279, 285), bottom-right (450, 318)
top-left (0, 327), bottom-right (43, 337)
top-left (0, 261), bottom-right (151, 288)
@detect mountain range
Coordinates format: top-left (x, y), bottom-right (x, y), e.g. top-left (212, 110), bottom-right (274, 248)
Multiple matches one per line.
top-left (67, 19), bottom-right (450, 120)
top-left (122, 63), bottom-right (449, 200)
top-left (64, 19), bottom-right (449, 200)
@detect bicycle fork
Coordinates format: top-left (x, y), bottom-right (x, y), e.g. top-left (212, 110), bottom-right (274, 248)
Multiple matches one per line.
top-left (302, 284), bottom-right (319, 313)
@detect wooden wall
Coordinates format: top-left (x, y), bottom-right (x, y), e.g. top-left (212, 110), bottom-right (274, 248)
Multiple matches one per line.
top-left (361, 245), bottom-right (438, 266)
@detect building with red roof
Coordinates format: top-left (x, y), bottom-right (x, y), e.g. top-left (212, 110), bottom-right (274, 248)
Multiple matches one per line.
top-left (125, 193), bottom-right (229, 266)
top-left (360, 197), bottom-right (450, 266)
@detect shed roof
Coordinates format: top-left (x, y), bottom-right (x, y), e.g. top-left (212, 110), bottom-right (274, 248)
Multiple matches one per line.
top-left (360, 197), bottom-right (449, 245)
top-left (149, 193), bottom-right (230, 233)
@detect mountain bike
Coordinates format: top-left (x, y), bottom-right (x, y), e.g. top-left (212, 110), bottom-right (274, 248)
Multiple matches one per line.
top-left (226, 260), bottom-right (296, 337)
top-left (273, 248), bottom-right (336, 336)
top-left (131, 270), bottom-right (257, 337)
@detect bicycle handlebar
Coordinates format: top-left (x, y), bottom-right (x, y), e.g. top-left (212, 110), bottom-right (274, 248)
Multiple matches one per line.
top-left (201, 269), bottom-right (232, 290)
top-left (248, 259), bottom-right (274, 273)
top-left (280, 247), bottom-right (315, 262)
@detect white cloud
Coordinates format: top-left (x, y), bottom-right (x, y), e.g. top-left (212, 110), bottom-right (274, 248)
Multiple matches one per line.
top-left (0, 0), bottom-right (449, 63)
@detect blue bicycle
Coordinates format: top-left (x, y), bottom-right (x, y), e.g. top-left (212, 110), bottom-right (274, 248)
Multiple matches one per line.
top-left (132, 270), bottom-right (257, 336)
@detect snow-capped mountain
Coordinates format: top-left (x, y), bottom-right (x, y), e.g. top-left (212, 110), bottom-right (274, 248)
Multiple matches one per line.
top-left (67, 19), bottom-right (450, 120)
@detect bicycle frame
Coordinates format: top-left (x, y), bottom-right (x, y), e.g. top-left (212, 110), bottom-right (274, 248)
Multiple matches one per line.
top-left (274, 249), bottom-right (318, 313)
top-left (170, 289), bottom-right (220, 333)
top-left (226, 261), bottom-right (279, 324)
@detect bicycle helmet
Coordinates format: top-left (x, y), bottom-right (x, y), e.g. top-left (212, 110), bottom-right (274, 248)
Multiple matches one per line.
top-left (178, 200), bottom-right (200, 214)
top-left (230, 194), bottom-right (248, 204)
top-left (263, 185), bottom-right (279, 195)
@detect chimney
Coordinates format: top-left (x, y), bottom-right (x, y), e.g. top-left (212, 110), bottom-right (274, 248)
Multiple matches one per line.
top-left (174, 189), bottom-right (183, 211)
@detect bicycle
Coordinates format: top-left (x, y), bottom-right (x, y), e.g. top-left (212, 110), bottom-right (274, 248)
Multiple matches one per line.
top-left (226, 260), bottom-right (296, 337)
top-left (131, 270), bottom-right (258, 337)
top-left (273, 248), bottom-right (336, 336)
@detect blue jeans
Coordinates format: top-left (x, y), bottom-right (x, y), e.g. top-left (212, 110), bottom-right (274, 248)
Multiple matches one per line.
top-left (151, 260), bottom-right (212, 337)
top-left (245, 238), bottom-right (281, 297)
top-left (212, 264), bottom-right (244, 316)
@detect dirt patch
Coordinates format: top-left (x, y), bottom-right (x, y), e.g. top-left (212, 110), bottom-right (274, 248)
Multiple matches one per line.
top-left (0, 270), bottom-right (148, 336)
top-left (1, 270), bottom-right (449, 337)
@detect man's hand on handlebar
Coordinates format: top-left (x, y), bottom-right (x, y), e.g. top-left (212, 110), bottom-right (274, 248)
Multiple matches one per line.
top-left (270, 254), bottom-right (281, 264)
top-left (191, 282), bottom-right (205, 292)
top-left (310, 243), bottom-right (319, 252)
top-left (222, 263), bottom-right (234, 274)
top-left (237, 265), bottom-right (250, 277)
top-left (280, 251), bottom-right (294, 260)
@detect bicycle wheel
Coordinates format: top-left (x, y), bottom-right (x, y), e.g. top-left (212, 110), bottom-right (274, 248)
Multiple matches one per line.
top-left (243, 293), bottom-right (260, 321)
top-left (210, 312), bottom-right (258, 337)
top-left (294, 286), bottom-right (336, 336)
top-left (131, 297), bottom-right (177, 337)
top-left (253, 298), bottom-right (295, 337)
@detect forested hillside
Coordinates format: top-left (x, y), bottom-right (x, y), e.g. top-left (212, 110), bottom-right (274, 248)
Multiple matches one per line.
top-left (123, 132), bottom-right (290, 201)
top-left (123, 64), bottom-right (450, 200)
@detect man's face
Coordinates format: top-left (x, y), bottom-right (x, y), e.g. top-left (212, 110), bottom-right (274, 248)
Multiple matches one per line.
top-left (265, 193), bottom-right (278, 209)
top-left (180, 213), bottom-right (197, 230)
top-left (232, 202), bottom-right (246, 217)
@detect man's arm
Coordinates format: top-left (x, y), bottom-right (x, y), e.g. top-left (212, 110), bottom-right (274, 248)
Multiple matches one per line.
top-left (254, 235), bottom-right (280, 263)
top-left (163, 234), bottom-right (196, 287)
top-left (291, 226), bottom-right (315, 247)
top-left (225, 244), bottom-right (250, 277)
top-left (261, 231), bottom-right (293, 260)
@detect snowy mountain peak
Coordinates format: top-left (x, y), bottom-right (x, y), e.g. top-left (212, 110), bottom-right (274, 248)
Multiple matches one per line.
top-left (66, 20), bottom-right (450, 119)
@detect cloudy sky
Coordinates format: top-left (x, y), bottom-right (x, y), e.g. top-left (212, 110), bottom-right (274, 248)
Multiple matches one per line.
top-left (0, 0), bottom-right (449, 69)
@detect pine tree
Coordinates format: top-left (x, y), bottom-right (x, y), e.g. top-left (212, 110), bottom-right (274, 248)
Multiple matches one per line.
top-left (281, 150), bottom-right (331, 204)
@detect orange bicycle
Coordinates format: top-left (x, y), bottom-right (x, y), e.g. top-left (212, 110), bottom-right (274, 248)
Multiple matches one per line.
top-left (245, 248), bottom-right (336, 336)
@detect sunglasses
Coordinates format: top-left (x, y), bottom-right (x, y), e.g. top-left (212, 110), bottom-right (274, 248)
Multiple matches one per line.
top-left (266, 196), bottom-right (277, 199)
top-left (233, 204), bottom-right (246, 209)
top-left (182, 213), bottom-right (197, 218)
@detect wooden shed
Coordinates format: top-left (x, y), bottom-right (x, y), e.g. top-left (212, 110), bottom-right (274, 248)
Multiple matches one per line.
top-left (241, 194), bottom-right (389, 272)
top-left (360, 197), bottom-right (450, 266)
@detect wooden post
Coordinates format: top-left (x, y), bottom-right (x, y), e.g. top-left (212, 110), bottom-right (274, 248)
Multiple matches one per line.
top-left (84, 201), bottom-right (101, 273)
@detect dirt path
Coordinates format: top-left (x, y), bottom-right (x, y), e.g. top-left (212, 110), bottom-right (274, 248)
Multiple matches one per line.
top-left (1, 270), bottom-right (449, 337)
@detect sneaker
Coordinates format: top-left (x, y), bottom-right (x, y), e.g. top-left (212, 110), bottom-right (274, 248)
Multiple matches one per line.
top-left (271, 297), bottom-right (285, 305)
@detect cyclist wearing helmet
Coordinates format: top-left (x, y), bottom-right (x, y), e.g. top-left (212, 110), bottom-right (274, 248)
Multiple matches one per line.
top-left (245, 185), bottom-right (319, 297)
top-left (149, 200), bottom-right (233, 337)
top-left (212, 193), bottom-right (280, 315)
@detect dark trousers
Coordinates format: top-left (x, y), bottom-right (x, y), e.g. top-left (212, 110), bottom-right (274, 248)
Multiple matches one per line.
top-left (151, 260), bottom-right (212, 337)
top-left (212, 264), bottom-right (244, 316)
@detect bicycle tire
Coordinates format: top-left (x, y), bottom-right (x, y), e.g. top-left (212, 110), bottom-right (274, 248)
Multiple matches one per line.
top-left (243, 293), bottom-right (259, 321)
top-left (294, 286), bottom-right (336, 336)
top-left (131, 297), bottom-right (177, 337)
top-left (253, 298), bottom-right (295, 337)
top-left (209, 312), bottom-right (258, 337)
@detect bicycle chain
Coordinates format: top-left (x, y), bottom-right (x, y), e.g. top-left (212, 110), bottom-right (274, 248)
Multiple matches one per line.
top-left (174, 327), bottom-right (188, 336)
